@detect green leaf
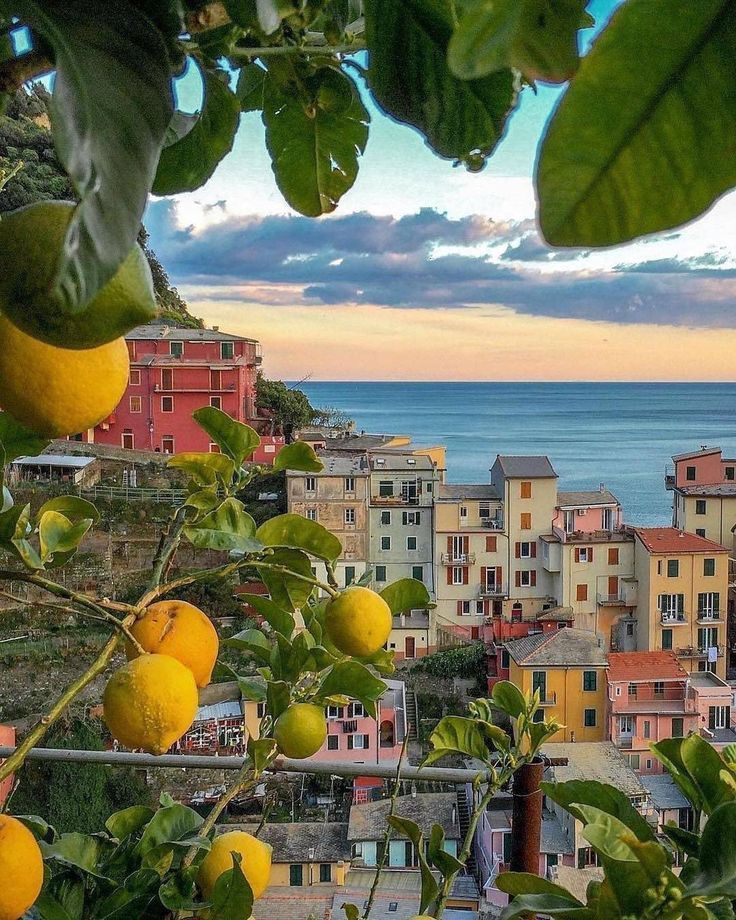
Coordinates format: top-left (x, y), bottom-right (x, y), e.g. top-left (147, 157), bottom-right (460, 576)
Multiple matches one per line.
top-left (37, 495), bottom-right (100, 525)
top-left (651, 737), bottom-right (705, 815)
top-left (500, 894), bottom-right (594, 919)
top-left (225, 627), bottom-right (273, 664)
top-left (184, 488), bottom-right (221, 513)
top-left (35, 871), bottom-right (86, 920)
top-left (247, 736), bottom-right (278, 773)
top-left (41, 832), bottom-right (115, 880)
top-left (272, 440), bottom-right (324, 473)
top-left (14, 0), bottom-right (171, 309)
top-left (158, 866), bottom-right (202, 911)
top-left (380, 577), bottom-right (430, 613)
top-left (448, 0), bottom-right (588, 83)
top-left (183, 498), bottom-right (262, 553)
top-left (660, 823), bottom-right (700, 857)
top-left (169, 452), bottom-right (236, 488)
top-left (236, 62), bottom-right (267, 112)
top-left (386, 817), bottom-right (438, 913)
top-left (689, 802), bottom-right (736, 898)
top-left (341, 905), bottom-right (360, 920)
top-left (39, 511), bottom-right (92, 565)
top-left (237, 676), bottom-right (267, 701)
top-left (153, 67), bottom-right (241, 195)
top-left (242, 593), bottom-right (295, 637)
top-left (424, 715), bottom-right (492, 766)
top-left (0, 503), bottom-right (43, 570)
top-left (105, 806), bottom-right (155, 841)
top-left (256, 513), bottom-right (342, 562)
top-left (318, 660), bottom-right (386, 719)
top-left (95, 868), bottom-right (160, 917)
top-left (192, 407), bottom-right (260, 464)
top-left (211, 851), bottom-right (254, 920)
top-left (541, 780), bottom-right (654, 842)
top-left (136, 803), bottom-right (203, 858)
top-left (537, 0), bottom-right (736, 247)
top-left (267, 679), bottom-right (291, 720)
top-left (497, 872), bottom-right (585, 901)
top-left (427, 823), bottom-right (464, 877)
top-left (491, 680), bottom-right (527, 719)
top-left (263, 66), bottom-right (370, 217)
top-left (0, 411), bottom-right (50, 462)
top-left (16, 814), bottom-right (57, 842)
top-left (681, 733), bottom-right (735, 814)
top-left (365, 0), bottom-right (518, 163)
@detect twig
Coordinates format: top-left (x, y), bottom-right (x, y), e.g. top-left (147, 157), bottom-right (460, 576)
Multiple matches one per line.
top-left (145, 505), bottom-right (189, 596)
top-left (363, 733), bottom-right (409, 919)
top-left (254, 562), bottom-right (339, 598)
top-left (138, 558), bottom-right (241, 608)
top-left (229, 41), bottom-right (365, 59)
top-left (0, 569), bottom-right (136, 621)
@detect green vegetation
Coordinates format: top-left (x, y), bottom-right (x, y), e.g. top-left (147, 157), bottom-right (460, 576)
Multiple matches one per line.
top-left (411, 642), bottom-right (487, 688)
top-left (255, 373), bottom-right (319, 434)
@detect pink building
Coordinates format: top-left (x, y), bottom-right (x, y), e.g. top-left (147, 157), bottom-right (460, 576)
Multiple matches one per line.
top-left (84, 324), bottom-right (283, 463)
top-left (667, 446), bottom-right (736, 490)
top-left (551, 487), bottom-right (625, 539)
top-left (607, 651), bottom-right (736, 773)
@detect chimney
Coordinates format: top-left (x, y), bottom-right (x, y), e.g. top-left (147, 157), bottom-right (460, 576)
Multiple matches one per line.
top-left (213, 325), bottom-right (219, 332)
top-left (599, 482), bottom-right (605, 493)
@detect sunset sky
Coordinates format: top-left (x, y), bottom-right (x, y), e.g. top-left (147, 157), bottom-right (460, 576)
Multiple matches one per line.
top-left (145, 0), bottom-right (736, 381)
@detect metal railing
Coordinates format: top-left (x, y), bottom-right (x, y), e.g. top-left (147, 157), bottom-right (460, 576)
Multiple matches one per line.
top-left (81, 485), bottom-right (188, 503)
top-left (371, 495), bottom-right (420, 506)
top-left (660, 611), bottom-right (687, 625)
top-left (676, 644), bottom-right (724, 659)
top-left (479, 518), bottom-right (504, 530)
top-left (537, 692), bottom-right (557, 706)
top-left (441, 553), bottom-right (476, 565)
top-left (697, 610), bottom-right (721, 621)
top-left (596, 592), bottom-right (627, 605)
top-left (479, 583), bottom-right (506, 597)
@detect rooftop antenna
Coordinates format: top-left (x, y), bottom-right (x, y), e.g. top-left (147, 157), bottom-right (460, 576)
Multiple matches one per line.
top-left (289, 372), bottom-right (312, 390)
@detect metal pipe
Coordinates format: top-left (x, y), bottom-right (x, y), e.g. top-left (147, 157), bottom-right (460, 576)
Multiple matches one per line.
top-left (0, 746), bottom-right (489, 784)
top-left (509, 757), bottom-right (544, 874)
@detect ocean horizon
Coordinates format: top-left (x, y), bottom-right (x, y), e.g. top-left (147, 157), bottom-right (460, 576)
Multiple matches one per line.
top-left (297, 381), bottom-right (736, 527)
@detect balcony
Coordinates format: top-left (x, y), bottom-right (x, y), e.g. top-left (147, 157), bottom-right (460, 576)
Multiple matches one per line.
top-left (536, 691), bottom-right (557, 706)
top-left (480, 517), bottom-right (504, 530)
top-left (676, 645), bottom-right (724, 659)
top-left (660, 612), bottom-right (687, 625)
top-left (372, 494), bottom-right (419, 506)
top-left (617, 737), bottom-right (634, 749)
top-left (441, 553), bottom-right (476, 565)
top-left (665, 464), bottom-right (675, 490)
top-left (479, 583), bottom-right (506, 597)
top-left (597, 592), bottom-right (628, 606)
top-left (697, 609), bottom-right (721, 622)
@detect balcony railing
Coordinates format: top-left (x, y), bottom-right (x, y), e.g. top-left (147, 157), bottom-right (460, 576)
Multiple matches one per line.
top-left (479, 518), bottom-right (504, 530)
top-left (697, 610), bottom-right (721, 622)
top-left (441, 553), bottom-right (476, 565)
top-left (536, 691), bottom-right (557, 706)
top-left (597, 592), bottom-right (628, 606)
top-left (618, 737), bottom-right (634, 749)
top-left (676, 645), bottom-right (724, 659)
top-left (660, 612), bottom-right (687, 625)
top-left (479, 583), bottom-right (506, 597)
top-left (372, 494), bottom-right (419, 506)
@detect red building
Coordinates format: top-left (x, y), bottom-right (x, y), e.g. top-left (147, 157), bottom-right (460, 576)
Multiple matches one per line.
top-left (90, 324), bottom-right (284, 462)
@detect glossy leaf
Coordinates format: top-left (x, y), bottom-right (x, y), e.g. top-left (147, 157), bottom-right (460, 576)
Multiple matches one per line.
top-left (169, 452), bottom-right (236, 488)
top-left (257, 547), bottom-right (316, 611)
top-left (690, 802), bottom-right (736, 898)
top-left (537, 0), bottom-right (736, 246)
top-left (680, 733), bottom-right (735, 814)
top-left (39, 511), bottom-right (92, 565)
top-left (210, 852), bottom-right (254, 920)
top-left (225, 627), bottom-right (273, 664)
top-left (497, 872), bottom-right (586, 901)
top-left (237, 676), bottom-right (267, 702)
top-left (272, 440), bottom-right (324, 473)
top-left (267, 679), bottom-right (291, 720)
top-left (0, 503), bottom-right (43, 570)
top-left (652, 737), bottom-right (706, 815)
top-left (660, 823), bottom-right (700, 857)
top-left (157, 866), bottom-right (201, 911)
top-left (35, 871), bottom-right (86, 920)
top-left (0, 411), bottom-right (49, 463)
top-left (424, 715), bottom-right (492, 766)
top-left (427, 823), bottom-right (464, 877)
top-left (318, 660), bottom-right (386, 718)
top-left (263, 66), bottom-right (370, 217)
top-left (16, 814), bottom-right (56, 842)
top-left (193, 407), bottom-right (260, 464)
top-left (41, 832), bottom-right (115, 880)
top-left (105, 806), bottom-right (155, 841)
top-left (13, 0), bottom-right (171, 309)
top-left (365, 0), bottom-right (518, 163)
top-left (154, 67), bottom-right (241, 195)
top-left (242, 593), bottom-right (295, 637)
top-left (386, 817), bottom-right (438, 913)
top-left (380, 577), bottom-right (430, 613)
top-left (183, 498), bottom-right (262, 554)
top-left (236, 62), bottom-right (267, 112)
top-left (500, 894), bottom-right (594, 919)
top-left (541, 780), bottom-right (654, 842)
top-left (136, 803), bottom-right (203, 858)
top-left (37, 495), bottom-right (100, 525)
top-left (248, 736), bottom-right (278, 773)
top-left (491, 680), bottom-right (527, 720)
top-left (256, 513), bottom-right (342, 562)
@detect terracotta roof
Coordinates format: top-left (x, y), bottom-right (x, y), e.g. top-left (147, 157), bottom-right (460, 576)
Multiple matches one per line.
top-left (607, 651), bottom-right (687, 682)
top-left (634, 527), bottom-right (728, 554)
top-left (505, 628), bottom-right (606, 667)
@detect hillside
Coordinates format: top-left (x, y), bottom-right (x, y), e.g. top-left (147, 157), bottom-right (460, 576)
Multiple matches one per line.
top-left (0, 84), bottom-right (202, 329)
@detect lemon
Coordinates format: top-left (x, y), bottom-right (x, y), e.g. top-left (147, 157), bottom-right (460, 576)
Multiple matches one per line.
top-left (127, 600), bottom-right (219, 688)
top-left (198, 830), bottom-right (272, 900)
top-left (0, 815), bottom-right (44, 920)
top-left (0, 314), bottom-right (129, 437)
top-left (325, 586), bottom-right (392, 657)
top-left (273, 703), bottom-right (327, 759)
top-left (0, 201), bottom-right (156, 349)
top-left (103, 654), bottom-right (198, 755)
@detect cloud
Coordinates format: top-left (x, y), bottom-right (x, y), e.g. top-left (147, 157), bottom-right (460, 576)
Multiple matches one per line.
top-left (145, 200), bottom-right (736, 328)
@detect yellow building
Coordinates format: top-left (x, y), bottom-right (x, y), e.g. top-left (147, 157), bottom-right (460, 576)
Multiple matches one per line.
top-left (632, 527), bottom-right (729, 679)
top-left (506, 627), bottom-right (608, 742)
top-left (255, 822), bottom-right (350, 888)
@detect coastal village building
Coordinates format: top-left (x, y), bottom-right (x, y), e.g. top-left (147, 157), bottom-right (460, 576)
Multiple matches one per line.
top-left (256, 822), bottom-right (351, 888)
top-left (84, 324), bottom-right (282, 461)
top-left (667, 446), bottom-right (736, 545)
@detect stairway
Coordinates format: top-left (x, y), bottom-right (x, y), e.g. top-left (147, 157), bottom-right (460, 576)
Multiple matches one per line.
top-left (456, 786), bottom-right (478, 877)
top-left (404, 688), bottom-right (419, 740)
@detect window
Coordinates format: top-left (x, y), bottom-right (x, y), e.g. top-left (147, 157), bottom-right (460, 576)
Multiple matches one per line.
top-left (698, 592), bottom-right (720, 617)
top-left (696, 500), bottom-right (707, 515)
top-left (698, 626), bottom-right (719, 650)
top-left (381, 511), bottom-right (391, 525)
top-left (584, 709), bottom-right (597, 727)
top-left (643, 720), bottom-right (651, 739)
top-left (577, 547), bottom-right (592, 562)
top-left (402, 511), bottom-right (421, 525)
top-left (289, 864), bottom-right (303, 886)
top-left (350, 702), bottom-right (365, 717)
top-left (576, 584), bottom-right (588, 602)
top-left (519, 570), bottom-right (533, 587)
top-left (129, 396), bottom-right (141, 413)
top-left (327, 706), bottom-right (342, 719)
top-left (608, 547), bottom-right (619, 565)
top-left (208, 443), bottom-right (220, 454)
top-left (452, 567), bottom-right (465, 585)
top-left (486, 535), bottom-right (497, 552)
top-left (520, 512), bottom-right (532, 530)
top-left (563, 510), bottom-right (575, 533)
top-left (344, 508), bottom-right (356, 525)
top-left (210, 395), bottom-right (222, 410)
top-left (532, 671), bottom-right (547, 699)
top-left (381, 536), bottom-right (391, 551)
top-left (345, 477), bottom-right (355, 492)
top-left (257, 702), bottom-right (267, 718)
top-left (628, 682), bottom-right (637, 697)
top-left (460, 600), bottom-right (471, 615)
top-left (709, 705), bottom-right (730, 730)
top-left (122, 431), bottom-right (134, 449)
top-left (210, 369), bottom-right (221, 390)
top-left (375, 565), bottom-right (387, 582)
top-left (169, 340), bottom-right (183, 357)
top-left (626, 622), bottom-right (635, 636)
top-left (379, 481), bottom-right (393, 497)
top-left (129, 369), bottom-right (141, 385)
top-left (306, 476), bottom-right (317, 493)
top-left (671, 717), bottom-right (684, 738)
top-left (704, 558), bottom-right (716, 576)
top-left (221, 341), bottom-right (234, 359)
top-left (686, 465), bottom-right (696, 481)
top-left (344, 566), bottom-right (356, 587)
top-left (667, 559), bottom-right (679, 577)
top-left (161, 436), bottom-right (174, 454)
top-left (727, 467), bottom-right (735, 481)
top-left (161, 395), bottom-right (174, 412)
top-left (388, 903), bottom-right (398, 913)
top-left (601, 508), bottom-right (613, 531)
top-left (661, 628), bottom-right (673, 650)
top-left (306, 509), bottom-right (317, 521)
top-left (501, 649), bottom-right (510, 669)
top-left (327, 735), bottom-right (339, 751)
top-left (520, 481), bottom-right (532, 498)
top-left (412, 565), bottom-right (423, 581)
top-left (347, 734), bottom-right (370, 750)
top-left (519, 542), bottom-right (533, 558)
top-left (407, 536), bottom-right (417, 551)
top-left (320, 864), bottom-right (332, 882)
top-left (161, 368), bottom-right (173, 390)
top-left (696, 528), bottom-right (706, 537)
top-left (583, 671), bottom-right (597, 691)
top-left (459, 506), bottom-right (468, 518)
top-left (627, 754), bottom-right (640, 769)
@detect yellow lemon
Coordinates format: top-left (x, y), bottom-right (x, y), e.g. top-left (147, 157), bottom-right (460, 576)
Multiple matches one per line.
top-left (0, 314), bottom-right (129, 437)
top-left (198, 830), bottom-right (272, 900)
top-left (103, 654), bottom-right (198, 755)
top-left (0, 200), bottom-right (156, 349)
top-left (127, 600), bottom-right (219, 688)
top-left (273, 703), bottom-right (327, 759)
top-left (325, 586), bottom-right (392, 657)
top-left (0, 815), bottom-right (44, 920)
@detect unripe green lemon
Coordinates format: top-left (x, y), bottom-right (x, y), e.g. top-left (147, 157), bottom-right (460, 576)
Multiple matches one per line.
top-left (325, 586), bottom-right (392, 657)
top-left (273, 703), bottom-right (327, 759)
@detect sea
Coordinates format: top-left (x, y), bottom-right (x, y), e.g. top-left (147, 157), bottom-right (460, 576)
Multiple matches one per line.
top-left (297, 382), bottom-right (736, 527)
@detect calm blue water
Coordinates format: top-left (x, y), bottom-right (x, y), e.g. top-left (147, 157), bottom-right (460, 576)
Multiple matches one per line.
top-left (297, 382), bottom-right (736, 526)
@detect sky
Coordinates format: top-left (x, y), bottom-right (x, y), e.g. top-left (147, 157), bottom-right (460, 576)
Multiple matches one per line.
top-left (144, 0), bottom-right (736, 381)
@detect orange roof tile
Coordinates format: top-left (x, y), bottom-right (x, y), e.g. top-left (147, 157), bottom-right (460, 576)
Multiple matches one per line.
top-left (607, 651), bottom-right (688, 682)
top-left (633, 527), bottom-right (728, 554)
